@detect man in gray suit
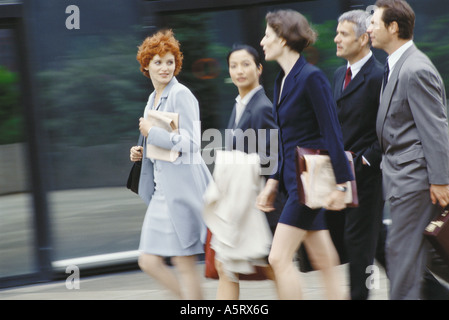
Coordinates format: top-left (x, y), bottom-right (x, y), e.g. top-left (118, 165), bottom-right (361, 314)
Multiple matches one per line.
top-left (368, 0), bottom-right (449, 299)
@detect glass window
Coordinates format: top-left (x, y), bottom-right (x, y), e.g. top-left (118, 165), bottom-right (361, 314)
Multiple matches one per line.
top-left (157, 0), bottom-right (449, 132)
top-left (26, 1), bottom-right (148, 267)
top-left (0, 28), bottom-right (35, 278)
top-left (156, 1), bottom-right (355, 135)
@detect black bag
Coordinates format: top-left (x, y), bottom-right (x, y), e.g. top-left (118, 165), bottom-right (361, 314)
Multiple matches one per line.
top-left (126, 135), bottom-right (143, 194)
top-left (127, 160), bottom-right (142, 194)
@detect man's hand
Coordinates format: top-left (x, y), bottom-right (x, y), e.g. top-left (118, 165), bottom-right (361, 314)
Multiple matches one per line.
top-left (430, 184), bottom-right (449, 208)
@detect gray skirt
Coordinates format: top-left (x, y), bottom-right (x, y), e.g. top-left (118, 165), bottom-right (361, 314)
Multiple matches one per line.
top-left (138, 166), bottom-right (204, 257)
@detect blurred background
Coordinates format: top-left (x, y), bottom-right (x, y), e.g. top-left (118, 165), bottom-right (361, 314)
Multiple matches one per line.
top-left (0, 0), bottom-right (448, 288)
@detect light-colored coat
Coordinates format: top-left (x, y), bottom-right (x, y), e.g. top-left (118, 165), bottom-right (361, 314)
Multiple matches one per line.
top-left (203, 150), bottom-right (272, 279)
top-left (138, 77), bottom-right (212, 249)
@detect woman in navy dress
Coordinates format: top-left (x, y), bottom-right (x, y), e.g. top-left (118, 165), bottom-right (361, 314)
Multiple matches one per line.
top-left (257, 10), bottom-right (354, 299)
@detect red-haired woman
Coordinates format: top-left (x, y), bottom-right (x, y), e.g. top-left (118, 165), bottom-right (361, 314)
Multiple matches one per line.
top-left (130, 29), bottom-right (212, 299)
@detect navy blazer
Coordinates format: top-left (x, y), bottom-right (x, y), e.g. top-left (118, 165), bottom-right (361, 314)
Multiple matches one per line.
top-left (225, 88), bottom-right (278, 175)
top-left (272, 56), bottom-right (353, 195)
top-left (333, 55), bottom-right (383, 172)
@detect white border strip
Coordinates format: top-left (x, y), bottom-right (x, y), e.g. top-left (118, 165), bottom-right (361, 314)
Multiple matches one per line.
top-left (52, 250), bottom-right (140, 269)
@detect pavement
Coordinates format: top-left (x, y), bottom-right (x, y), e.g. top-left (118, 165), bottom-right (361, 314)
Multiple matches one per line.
top-left (0, 186), bottom-right (390, 302)
top-left (0, 262), bottom-right (389, 300)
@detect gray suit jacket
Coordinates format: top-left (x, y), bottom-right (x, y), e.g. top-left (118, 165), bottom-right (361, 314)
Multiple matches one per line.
top-left (138, 77), bottom-right (212, 249)
top-left (376, 44), bottom-right (449, 199)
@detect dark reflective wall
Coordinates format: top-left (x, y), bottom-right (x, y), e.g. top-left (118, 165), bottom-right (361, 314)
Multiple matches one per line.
top-left (0, 26), bottom-right (35, 278)
top-left (23, 0), bottom-right (148, 265)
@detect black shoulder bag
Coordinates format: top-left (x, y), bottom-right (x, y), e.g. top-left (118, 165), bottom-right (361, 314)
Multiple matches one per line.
top-left (126, 135), bottom-right (144, 194)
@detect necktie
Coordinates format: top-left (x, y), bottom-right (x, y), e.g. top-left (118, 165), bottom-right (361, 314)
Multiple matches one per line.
top-left (383, 60), bottom-right (389, 91)
top-left (344, 67), bottom-right (352, 90)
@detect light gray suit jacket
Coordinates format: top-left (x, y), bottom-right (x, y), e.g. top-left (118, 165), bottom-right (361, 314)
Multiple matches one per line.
top-left (138, 77), bottom-right (212, 249)
top-left (376, 44), bottom-right (449, 200)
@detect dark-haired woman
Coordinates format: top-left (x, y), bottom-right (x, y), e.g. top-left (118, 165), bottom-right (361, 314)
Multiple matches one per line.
top-left (257, 10), bottom-right (353, 299)
top-left (211, 44), bottom-right (280, 299)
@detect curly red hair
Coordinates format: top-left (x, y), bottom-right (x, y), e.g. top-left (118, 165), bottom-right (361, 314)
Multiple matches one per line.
top-left (136, 29), bottom-right (183, 78)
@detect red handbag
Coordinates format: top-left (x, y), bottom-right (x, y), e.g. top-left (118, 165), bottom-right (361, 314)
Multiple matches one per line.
top-left (204, 229), bottom-right (272, 280)
top-left (204, 229), bottom-right (219, 279)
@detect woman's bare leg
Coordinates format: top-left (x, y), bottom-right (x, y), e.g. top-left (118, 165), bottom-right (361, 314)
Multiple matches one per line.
top-left (304, 230), bottom-right (346, 299)
top-left (138, 253), bottom-right (182, 298)
top-left (171, 255), bottom-right (203, 300)
top-left (215, 259), bottom-right (240, 300)
top-left (268, 223), bottom-right (307, 299)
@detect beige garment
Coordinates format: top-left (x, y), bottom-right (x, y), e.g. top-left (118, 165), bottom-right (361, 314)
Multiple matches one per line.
top-left (203, 150), bottom-right (272, 281)
top-left (146, 110), bottom-right (179, 162)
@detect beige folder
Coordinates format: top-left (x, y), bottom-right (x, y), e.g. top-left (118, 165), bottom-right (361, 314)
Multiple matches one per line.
top-left (295, 147), bottom-right (358, 209)
top-left (300, 154), bottom-right (353, 209)
top-left (146, 110), bottom-right (180, 162)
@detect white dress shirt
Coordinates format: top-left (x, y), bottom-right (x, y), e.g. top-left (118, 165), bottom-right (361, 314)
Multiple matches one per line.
top-left (343, 51), bottom-right (373, 90)
top-left (386, 40), bottom-right (414, 81)
top-left (347, 51), bottom-right (373, 79)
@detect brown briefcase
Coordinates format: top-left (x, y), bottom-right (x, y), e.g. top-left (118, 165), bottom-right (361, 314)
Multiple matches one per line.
top-left (424, 207), bottom-right (449, 265)
top-left (295, 147), bottom-right (358, 209)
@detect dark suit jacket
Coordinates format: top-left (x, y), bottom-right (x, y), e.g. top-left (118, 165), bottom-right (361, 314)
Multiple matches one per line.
top-left (333, 55), bottom-right (383, 175)
top-left (272, 55), bottom-right (353, 195)
top-left (226, 87), bottom-right (278, 176)
top-left (226, 86), bottom-right (282, 237)
top-left (329, 55), bottom-right (385, 284)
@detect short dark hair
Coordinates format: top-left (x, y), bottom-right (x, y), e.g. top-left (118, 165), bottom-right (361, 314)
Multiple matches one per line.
top-left (226, 44), bottom-right (261, 66)
top-left (265, 9), bottom-right (317, 53)
top-left (375, 0), bottom-right (415, 40)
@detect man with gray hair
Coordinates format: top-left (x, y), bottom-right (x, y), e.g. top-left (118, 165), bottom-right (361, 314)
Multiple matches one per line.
top-left (330, 9), bottom-right (385, 300)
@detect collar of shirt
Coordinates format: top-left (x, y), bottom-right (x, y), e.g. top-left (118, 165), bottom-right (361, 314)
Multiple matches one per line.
top-left (235, 85), bottom-right (263, 124)
top-left (346, 51), bottom-right (373, 80)
top-left (387, 40), bottom-right (414, 80)
top-left (236, 85), bottom-right (263, 106)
